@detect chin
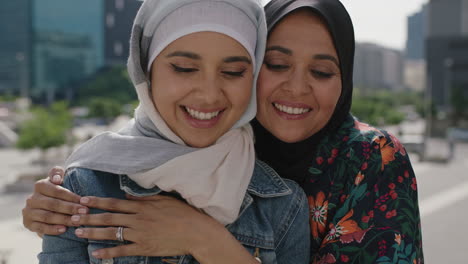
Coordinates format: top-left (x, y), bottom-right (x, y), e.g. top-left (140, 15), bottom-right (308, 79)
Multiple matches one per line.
top-left (183, 137), bottom-right (217, 148)
top-left (271, 128), bottom-right (310, 144)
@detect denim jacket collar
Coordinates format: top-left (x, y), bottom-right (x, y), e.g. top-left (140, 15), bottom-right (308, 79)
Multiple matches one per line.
top-left (119, 160), bottom-right (292, 198)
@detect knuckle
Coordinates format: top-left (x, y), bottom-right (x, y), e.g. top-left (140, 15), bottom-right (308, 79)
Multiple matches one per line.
top-left (105, 199), bottom-right (119, 211)
top-left (47, 198), bottom-right (61, 211)
top-left (40, 211), bottom-right (51, 223)
top-left (25, 195), bottom-right (35, 207)
top-left (100, 250), bottom-right (111, 259)
top-left (34, 223), bottom-right (44, 234)
top-left (33, 180), bottom-right (45, 192)
top-left (101, 213), bottom-right (114, 225)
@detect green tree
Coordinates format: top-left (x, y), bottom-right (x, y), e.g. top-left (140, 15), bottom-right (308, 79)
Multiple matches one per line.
top-left (16, 101), bottom-right (72, 164)
top-left (76, 66), bottom-right (136, 105)
top-left (351, 91), bottom-right (407, 126)
top-left (87, 97), bottom-right (122, 124)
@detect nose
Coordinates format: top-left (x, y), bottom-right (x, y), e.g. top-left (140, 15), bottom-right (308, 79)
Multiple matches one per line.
top-left (283, 67), bottom-right (311, 96)
top-left (196, 73), bottom-right (223, 104)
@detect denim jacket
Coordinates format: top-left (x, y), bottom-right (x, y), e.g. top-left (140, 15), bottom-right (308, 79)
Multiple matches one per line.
top-left (38, 160), bottom-right (310, 264)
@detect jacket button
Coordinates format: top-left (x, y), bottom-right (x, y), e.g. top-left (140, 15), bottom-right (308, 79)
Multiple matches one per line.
top-left (102, 259), bottom-right (114, 264)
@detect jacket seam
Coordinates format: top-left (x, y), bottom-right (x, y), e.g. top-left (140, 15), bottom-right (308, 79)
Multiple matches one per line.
top-left (274, 180), bottom-right (303, 250)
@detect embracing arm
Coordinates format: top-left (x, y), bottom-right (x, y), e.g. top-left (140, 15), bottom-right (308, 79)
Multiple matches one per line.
top-left (71, 195), bottom-right (260, 264)
top-left (22, 167), bottom-right (88, 236)
top-left (38, 170), bottom-right (89, 264)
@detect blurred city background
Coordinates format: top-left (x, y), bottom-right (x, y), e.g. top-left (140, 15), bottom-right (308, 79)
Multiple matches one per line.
top-left (0, 0), bottom-right (467, 263)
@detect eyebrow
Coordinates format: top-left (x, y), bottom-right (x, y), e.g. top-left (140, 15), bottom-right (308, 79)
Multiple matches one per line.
top-left (314, 54), bottom-right (340, 67)
top-left (223, 56), bottom-right (252, 64)
top-left (266, 46), bottom-right (339, 67)
top-left (166, 51), bottom-right (201, 60)
top-left (265, 45), bottom-right (292, 55)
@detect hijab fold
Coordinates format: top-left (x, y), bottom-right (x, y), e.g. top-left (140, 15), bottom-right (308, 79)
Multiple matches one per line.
top-left (66, 0), bottom-right (267, 225)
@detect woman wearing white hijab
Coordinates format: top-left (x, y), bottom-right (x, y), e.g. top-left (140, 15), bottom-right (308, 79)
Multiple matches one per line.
top-left (38, 0), bottom-right (310, 263)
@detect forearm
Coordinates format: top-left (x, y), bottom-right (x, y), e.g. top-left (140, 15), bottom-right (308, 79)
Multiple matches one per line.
top-left (190, 222), bottom-right (259, 264)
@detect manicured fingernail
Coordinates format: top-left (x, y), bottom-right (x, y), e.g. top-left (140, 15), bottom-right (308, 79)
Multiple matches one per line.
top-left (78, 208), bottom-right (87, 214)
top-left (92, 251), bottom-right (100, 257)
top-left (75, 229), bottom-right (83, 236)
top-left (58, 227), bottom-right (66, 233)
top-left (71, 215), bottom-right (80, 222)
top-left (80, 197), bottom-right (90, 204)
top-left (52, 175), bottom-right (61, 183)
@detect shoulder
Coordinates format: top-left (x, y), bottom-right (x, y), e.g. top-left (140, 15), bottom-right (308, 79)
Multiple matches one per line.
top-left (251, 160), bottom-right (309, 229)
top-left (344, 119), bottom-right (414, 187)
top-left (64, 167), bottom-right (123, 197)
top-left (251, 160), bottom-right (307, 202)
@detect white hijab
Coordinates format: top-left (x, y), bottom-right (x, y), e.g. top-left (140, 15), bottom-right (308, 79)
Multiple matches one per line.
top-left (66, 0), bottom-right (267, 225)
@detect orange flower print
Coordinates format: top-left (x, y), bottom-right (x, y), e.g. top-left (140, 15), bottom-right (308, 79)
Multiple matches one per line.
top-left (389, 133), bottom-right (406, 156)
top-left (354, 120), bottom-right (383, 135)
top-left (377, 137), bottom-right (396, 170)
top-left (354, 171), bottom-right (365, 185)
top-left (395, 233), bottom-right (402, 245)
top-left (322, 210), bottom-right (363, 245)
top-left (309, 192), bottom-right (328, 240)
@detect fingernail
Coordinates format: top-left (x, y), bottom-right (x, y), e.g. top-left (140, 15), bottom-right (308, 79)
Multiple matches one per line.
top-left (80, 197), bottom-right (90, 204)
top-left (71, 215), bottom-right (80, 222)
top-left (78, 208), bottom-right (87, 214)
top-left (58, 227), bottom-right (66, 233)
top-left (52, 175), bottom-right (61, 183)
top-left (75, 229), bottom-right (83, 236)
top-left (92, 251), bottom-right (100, 257)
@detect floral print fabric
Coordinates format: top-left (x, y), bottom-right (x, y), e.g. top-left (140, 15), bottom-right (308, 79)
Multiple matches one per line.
top-left (303, 115), bottom-right (424, 263)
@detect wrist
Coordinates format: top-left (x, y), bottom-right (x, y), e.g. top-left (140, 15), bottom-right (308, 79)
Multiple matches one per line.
top-left (187, 215), bottom-right (224, 256)
top-left (188, 219), bottom-right (258, 264)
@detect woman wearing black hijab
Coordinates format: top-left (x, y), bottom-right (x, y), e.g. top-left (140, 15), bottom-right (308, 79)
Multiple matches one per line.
top-left (23, 0), bottom-right (423, 263)
top-left (254, 0), bottom-right (423, 263)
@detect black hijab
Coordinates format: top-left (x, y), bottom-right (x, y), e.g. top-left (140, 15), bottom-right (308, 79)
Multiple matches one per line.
top-left (253, 0), bottom-right (355, 184)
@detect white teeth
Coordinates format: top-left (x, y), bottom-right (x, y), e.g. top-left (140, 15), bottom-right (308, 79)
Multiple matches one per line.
top-left (274, 103), bottom-right (310, 115)
top-left (185, 107), bottom-right (220, 120)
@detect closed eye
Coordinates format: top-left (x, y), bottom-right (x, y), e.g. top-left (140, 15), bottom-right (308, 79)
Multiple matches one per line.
top-left (311, 70), bottom-right (335, 79)
top-left (171, 63), bottom-right (198, 73)
top-left (264, 62), bottom-right (289, 71)
top-left (221, 70), bottom-right (246, 77)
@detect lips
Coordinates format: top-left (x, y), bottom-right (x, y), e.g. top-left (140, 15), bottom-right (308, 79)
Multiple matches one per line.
top-left (184, 106), bottom-right (222, 120)
top-left (273, 102), bottom-right (311, 115)
top-left (181, 106), bottom-right (226, 129)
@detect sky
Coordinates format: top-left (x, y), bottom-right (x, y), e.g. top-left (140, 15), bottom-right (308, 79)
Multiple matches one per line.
top-left (261, 0), bottom-right (428, 51)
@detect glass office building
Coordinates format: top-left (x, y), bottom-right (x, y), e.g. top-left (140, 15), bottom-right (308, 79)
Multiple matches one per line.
top-left (0, 0), bottom-right (32, 96)
top-left (31, 0), bottom-right (104, 101)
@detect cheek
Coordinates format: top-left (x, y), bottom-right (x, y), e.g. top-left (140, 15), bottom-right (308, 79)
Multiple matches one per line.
top-left (256, 68), bottom-right (278, 106)
top-left (229, 78), bottom-right (253, 109)
top-left (316, 80), bottom-right (341, 111)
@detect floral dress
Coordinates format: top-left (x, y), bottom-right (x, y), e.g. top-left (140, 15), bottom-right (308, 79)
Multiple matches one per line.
top-left (304, 115), bottom-right (424, 264)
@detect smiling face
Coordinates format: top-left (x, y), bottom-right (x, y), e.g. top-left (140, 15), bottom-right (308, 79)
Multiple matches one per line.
top-left (150, 32), bottom-right (253, 148)
top-left (256, 9), bottom-right (342, 143)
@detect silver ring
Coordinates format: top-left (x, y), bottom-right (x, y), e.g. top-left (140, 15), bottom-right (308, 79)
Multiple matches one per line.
top-left (116, 226), bottom-right (124, 242)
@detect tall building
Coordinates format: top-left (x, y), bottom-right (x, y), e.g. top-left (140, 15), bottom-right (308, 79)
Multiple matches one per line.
top-left (0, 0), bottom-right (141, 103)
top-left (0, 0), bottom-right (32, 97)
top-left (406, 4), bottom-right (428, 60)
top-left (31, 0), bottom-right (105, 102)
top-left (104, 0), bottom-right (142, 66)
top-left (427, 0), bottom-right (468, 111)
top-left (354, 43), bottom-right (404, 94)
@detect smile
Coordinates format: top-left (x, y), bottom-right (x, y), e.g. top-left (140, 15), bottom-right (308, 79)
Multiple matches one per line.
top-left (273, 103), bottom-right (311, 115)
top-left (184, 106), bottom-right (222, 121)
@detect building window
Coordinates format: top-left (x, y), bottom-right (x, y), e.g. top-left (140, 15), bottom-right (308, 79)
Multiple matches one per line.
top-left (116, 0), bottom-right (125, 11)
top-left (114, 42), bottom-right (123, 56)
top-left (106, 13), bottom-right (115, 28)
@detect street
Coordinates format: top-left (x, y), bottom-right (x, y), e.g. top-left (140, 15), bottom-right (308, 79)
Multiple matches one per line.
top-left (0, 141), bottom-right (467, 263)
